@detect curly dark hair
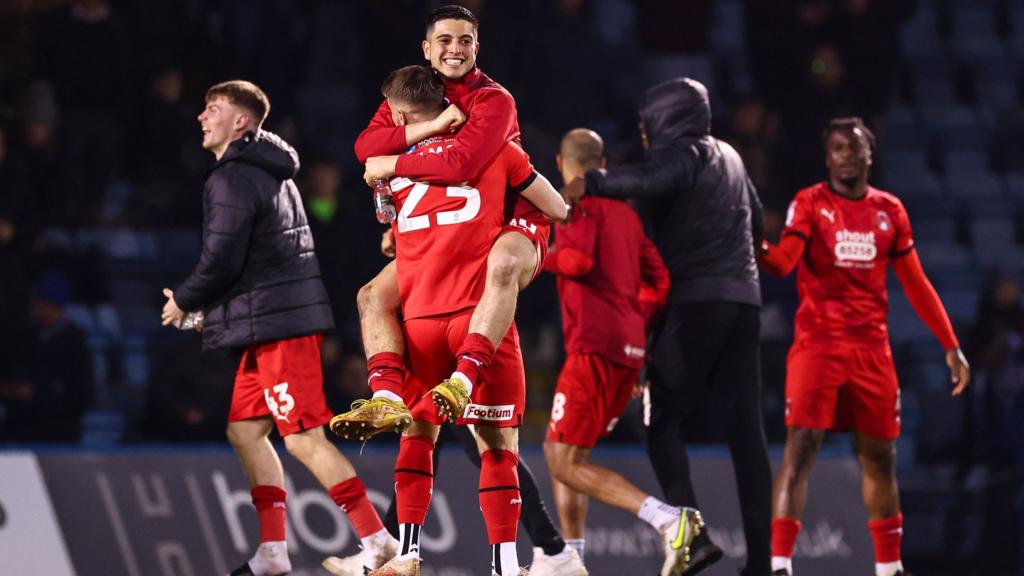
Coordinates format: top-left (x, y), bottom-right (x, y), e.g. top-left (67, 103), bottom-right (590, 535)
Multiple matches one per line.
top-left (821, 116), bottom-right (876, 152)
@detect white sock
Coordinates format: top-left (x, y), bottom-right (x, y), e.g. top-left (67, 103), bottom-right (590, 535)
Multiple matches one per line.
top-left (371, 390), bottom-right (403, 403)
top-left (771, 556), bottom-right (792, 574)
top-left (638, 496), bottom-right (681, 531)
top-left (248, 541), bottom-right (290, 576)
top-left (359, 528), bottom-right (394, 566)
top-left (876, 561), bottom-right (903, 576)
top-left (492, 542), bottom-right (519, 575)
top-left (451, 371), bottom-right (474, 397)
top-left (565, 538), bottom-right (585, 560)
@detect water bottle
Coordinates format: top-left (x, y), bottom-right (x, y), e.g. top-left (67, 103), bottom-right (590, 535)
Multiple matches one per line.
top-left (373, 179), bottom-right (397, 224)
top-left (179, 311), bottom-right (204, 331)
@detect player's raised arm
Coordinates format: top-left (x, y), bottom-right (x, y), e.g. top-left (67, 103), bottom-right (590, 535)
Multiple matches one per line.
top-left (394, 88), bottom-right (516, 184)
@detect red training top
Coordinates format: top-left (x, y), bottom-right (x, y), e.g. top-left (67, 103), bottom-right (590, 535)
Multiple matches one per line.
top-left (543, 196), bottom-right (669, 368)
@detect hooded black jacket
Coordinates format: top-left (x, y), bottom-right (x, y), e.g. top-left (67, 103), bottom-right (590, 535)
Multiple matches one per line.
top-left (175, 130), bottom-right (334, 350)
top-left (584, 78), bottom-right (764, 307)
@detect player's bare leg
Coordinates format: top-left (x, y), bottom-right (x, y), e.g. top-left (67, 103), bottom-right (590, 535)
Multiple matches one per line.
top-left (544, 440), bottom-right (703, 576)
top-left (770, 427), bottom-right (826, 575)
top-left (331, 262), bottom-right (412, 440)
top-left (370, 421), bottom-right (441, 576)
top-left (226, 418), bottom-right (291, 576)
top-left (552, 478), bottom-right (588, 541)
top-left (475, 425), bottom-right (528, 575)
top-left (282, 427), bottom-right (397, 576)
top-left (431, 232), bottom-right (537, 420)
top-left (854, 432), bottom-right (905, 576)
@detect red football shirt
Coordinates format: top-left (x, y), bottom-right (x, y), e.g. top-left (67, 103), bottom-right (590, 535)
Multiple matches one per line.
top-left (782, 182), bottom-right (914, 347)
top-left (391, 135), bottom-right (536, 320)
top-left (546, 197), bottom-right (668, 368)
top-left (354, 67), bottom-right (544, 222)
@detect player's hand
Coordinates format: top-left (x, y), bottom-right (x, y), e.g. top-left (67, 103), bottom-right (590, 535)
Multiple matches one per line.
top-left (381, 228), bottom-right (396, 258)
top-left (431, 104), bottom-right (466, 133)
top-left (946, 347), bottom-right (970, 396)
top-left (560, 177), bottom-right (587, 206)
top-left (160, 288), bottom-right (186, 327)
top-left (632, 379), bottom-right (649, 400)
top-left (364, 156), bottom-right (399, 185)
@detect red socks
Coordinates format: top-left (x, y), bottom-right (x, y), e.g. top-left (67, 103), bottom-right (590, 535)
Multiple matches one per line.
top-left (328, 477), bottom-right (384, 538)
top-left (771, 517), bottom-right (801, 558)
top-left (455, 333), bottom-right (497, 386)
top-left (479, 449), bottom-right (521, 544)
top-left (367, 352), bottom-right (406, 397)
top-left (251, 485), bottom-right (287, 543)
top-left (868, 513), bottom-right (903, 564)
top-left (395, 436), bottom-right (435, 525)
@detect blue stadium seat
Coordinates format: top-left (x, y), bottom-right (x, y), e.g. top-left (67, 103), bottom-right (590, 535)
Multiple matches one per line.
top-left (902, 6), bottom-right (941, 62)
top-left (944, 150), bottom-right (1005, 200)
top-left (710, 0), bottom-right (744, 58)
top-left (889, 291), bottom-right (936, 343)
top-left (976, 79), bottom-right (1019, 110)
top-left (1006, 174), bottom-right (1024, 201)
top-left (881, 149), bottom-right (945, 198)
top-left (1012, 9), bottom-right (1024, 60)
top-left (912, 216), bottom-right (958, 244)
top-left (80, 410), bottom-right (126, 446)
top-left (883, 104), bottom-right (928, 149)
top-left (932, 106), bottom-right (991, 151)
top-left (915, 242), bottom-right (974, 275)
top-left (936, 288), bottom-right (980, 324)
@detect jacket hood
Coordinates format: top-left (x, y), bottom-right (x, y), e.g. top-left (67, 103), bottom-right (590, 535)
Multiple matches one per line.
top-left (218, 130), bottom-right (300, 180)
top-left (639, 77), bottom-right (711, 144)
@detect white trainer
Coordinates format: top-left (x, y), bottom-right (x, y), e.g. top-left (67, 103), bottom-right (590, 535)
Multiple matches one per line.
top-left (530, 546), bottom-right (588, 576)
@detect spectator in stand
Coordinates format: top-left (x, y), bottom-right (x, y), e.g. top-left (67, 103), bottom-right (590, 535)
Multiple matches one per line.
top-left (0, 269), bottom-right (94, 443)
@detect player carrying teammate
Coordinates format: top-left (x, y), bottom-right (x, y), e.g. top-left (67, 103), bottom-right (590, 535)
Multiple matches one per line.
top-left (357, 64), bottom-right (539, 576)
top-left (758, 117), bottom-right (970, 576)
top-left (542, 128), bottom-right (704, 576)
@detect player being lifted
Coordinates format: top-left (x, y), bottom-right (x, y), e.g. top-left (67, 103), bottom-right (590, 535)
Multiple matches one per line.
top-left (542, 128), bottom-right (705, 576)
top-left (758, 117), bottom-right (970, 576)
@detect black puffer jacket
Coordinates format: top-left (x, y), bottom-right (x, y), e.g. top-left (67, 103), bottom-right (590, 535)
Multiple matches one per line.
top-left (175, 130), bottom-right (334, 350)
top-left (585, 78), bottom-right (764, 307)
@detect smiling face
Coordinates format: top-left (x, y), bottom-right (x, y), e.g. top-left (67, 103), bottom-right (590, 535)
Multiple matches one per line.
top-left (197, 96), bottom-right (249, 160)
top-left (422, 18), bottom-right (479, 80)
top-left (825, 126), bottom-right (871, 189)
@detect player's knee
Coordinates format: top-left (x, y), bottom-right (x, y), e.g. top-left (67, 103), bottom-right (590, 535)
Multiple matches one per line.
top-left (225, 422), bottom-right (256, 449)
top-left (356, 281), bottom-right (380, 315)
top-left (860, 448), bottom-right (896, 478)
top-left (487, 252), bottom-right (522, 289)
top-left (543, 441), bottom-right (576, 482)
top-left (283, 431), bottom-right (317, 462)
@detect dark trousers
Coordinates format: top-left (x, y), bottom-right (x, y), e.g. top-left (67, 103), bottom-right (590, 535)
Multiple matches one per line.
top-left (646, 301), bottom-right (771, 572)
top-left (383, 424), bottom-right (565, 555)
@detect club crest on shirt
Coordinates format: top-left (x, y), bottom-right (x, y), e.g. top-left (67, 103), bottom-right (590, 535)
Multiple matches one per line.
top-left (834, 229), bottom-right (877, 267)
top-left (877, 210), bottom-right (891, 232)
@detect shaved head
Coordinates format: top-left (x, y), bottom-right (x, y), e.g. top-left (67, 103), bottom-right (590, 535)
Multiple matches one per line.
top-left (560, 128), bottom-right (604, 171)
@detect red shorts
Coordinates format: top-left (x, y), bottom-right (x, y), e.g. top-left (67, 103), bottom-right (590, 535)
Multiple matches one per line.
top-left (503, 216), bottom-right (550, 281)
top-left (403, 310), bottom-right (525, 427)
top-left (230, 334), bottom-right (333, 436)
top-left (785, 340), bottom-right (900, 439)
top-left (546, 352), bottom-right (640, 448)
